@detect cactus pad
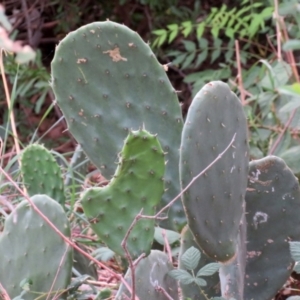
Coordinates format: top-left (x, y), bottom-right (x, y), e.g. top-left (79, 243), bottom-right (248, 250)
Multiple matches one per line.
top-left (116, 250), bottom-right (179, 300)
top-left (21, 144), bottom-right (65, 206)
top-left (51, 20), bottom-right (184, 231)
top-left (244, 156), bottom-right (300, 300)
top-left (180, 81), bottom-right (249, 262)
top-left (81, 129), bottom-right (165, 258)
top-left (0, 195), bottom-right (72, 299)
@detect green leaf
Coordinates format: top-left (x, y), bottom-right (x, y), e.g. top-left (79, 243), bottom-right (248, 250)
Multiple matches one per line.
top-left (152, 29), bottom-right (167, 36)
top-left (260, 6), bottom-right (273, 19)
top-left (195, 50), bottom-right (208, 68)
top-left (167, 24), bottom-right (179, 31)
top-left (278, 83), bottom-right (300, 97)
top-left (206, 7), bottom-right (218, 23)
top-left (154, 227), bottom-right (181, 245)
top-left (211, 26), bottom-right (220, 38)
top-left (181, 21), bottom-right (193, 37)
top-left (172, 53), bottom-right (188, 66)
top-left (211, 37), bottom-right (222, 63)
top-left (167, 24), bottom-right (179, 43)
top-left (196, 262), bottom-right (221, 277)
top-left (196, 23), bottom-right (206, 39)
top-left (167, 50), bottom-right (182, 56)
top-left (181, 246), bottom-right (200, 270)
top-left (19, 278), bottom-right (32, 291)
top-left (260, 60), bottom-right (292, 90)
top-left (152, 29), bottom-right (168, 47)
top-left (211, 49), bottom-right (220, 63)
top-left (182, 40), bottom-right (196, 52)
top-left (278, 97), bottom-right (300, 114)
top-left (158, 33), bottom-right (167, 46)
top-left (248, 14), bottom-right (264, 38)
top-left (193, 277), bottom-right (207, 287)
top-left (152, 37), bottom-right (160, 48)
top-left (280, 146), bottom-right (300, 174)
top-left (182, 52), bottom-right (196, 69)
top-left (198, 37), bottom-right (208, 48)
top-left (225, 27), bottom-right (235, 39)
top-left (92, 247), bottom-right (115, 262)
top-left (235, 2), bottom-right (254, 17)
top-left (168, 269), bottom-right (194, 285)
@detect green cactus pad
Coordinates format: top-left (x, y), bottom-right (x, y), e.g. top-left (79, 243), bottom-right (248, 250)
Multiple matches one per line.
top-left (21, 144), bottom-right (65, 206)
top-left (81, 129), bottom-right (165, 258)
top-left (0, 195), bottom-right (72, 299)
top-left (179, 225), bottom-right (220, 299)
top-left (180, 81), bottom-right (249, 262)
top-left (244, 156), bottom-right (300, 300)
top-left (51, 20), bottom-right (184, 231)
top-left (116, 250), bottom-right (179, 300)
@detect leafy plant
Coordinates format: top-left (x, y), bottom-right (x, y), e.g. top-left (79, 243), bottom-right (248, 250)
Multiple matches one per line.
top-left (152, 0), bottom-right (273, 47)
top-left (3, 51), bottom-right (50, 114)
top-left (169, 246), bottom-right (220, 298)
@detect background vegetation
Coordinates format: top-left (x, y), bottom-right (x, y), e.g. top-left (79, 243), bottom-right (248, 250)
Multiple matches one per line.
top-left (1, 0), bottom-right (300, 298)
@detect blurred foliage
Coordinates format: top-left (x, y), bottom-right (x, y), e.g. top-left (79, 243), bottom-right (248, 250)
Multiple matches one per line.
top-left (1, 0), bottom-right (300, 175)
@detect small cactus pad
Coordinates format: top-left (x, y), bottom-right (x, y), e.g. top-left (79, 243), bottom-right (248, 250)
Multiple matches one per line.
top-left (244, 156), bottom-right (300, 300)
top-left (51, 20), bottom-right (184, 231)
top-left (21, 144), bottom-right (65, 206)
top-left (81, 129), bottom-right (165, 258)
top-left (0, 195), bottom-right (72, 299)
top-left (179, 225), bottom-right (220, 299)
top-left (180, 81), bottom-right (249, 262)
top-left (116, 250), bottom-right (179, 300)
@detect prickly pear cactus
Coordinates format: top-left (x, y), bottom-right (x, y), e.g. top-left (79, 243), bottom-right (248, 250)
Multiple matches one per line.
top-left (51, 20), bottom-right (185, 231)
top-left (180, 81), bottom-right (249, 262)
top-left (81, 129), bottom-right (165, 258)
top-left (21, 144), bottom-right (65, 206)
top-left (0, 194), bottom-right (73, 299)
top-left (179, 225), bottom-right (220, 299)
top-left (244, 156), bottom-right (300, 300)
top-left (116, 250), bottom-right (179, 300)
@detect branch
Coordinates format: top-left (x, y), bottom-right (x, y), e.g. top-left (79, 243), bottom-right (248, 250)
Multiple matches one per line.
top-left (155, 285), bottom-right (174, 300)
top-left (121, 209), bottom-right (145, 300)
